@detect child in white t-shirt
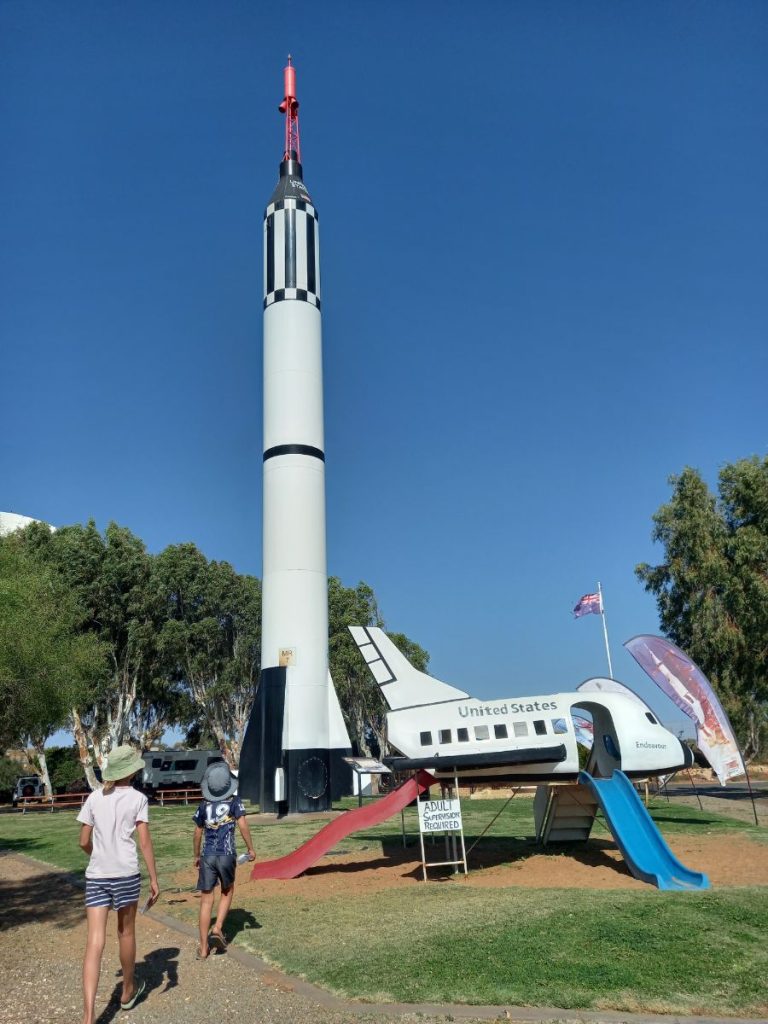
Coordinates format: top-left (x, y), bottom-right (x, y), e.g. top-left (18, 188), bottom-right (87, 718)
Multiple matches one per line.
top-left (76, 746), bottom-right (159, 1023)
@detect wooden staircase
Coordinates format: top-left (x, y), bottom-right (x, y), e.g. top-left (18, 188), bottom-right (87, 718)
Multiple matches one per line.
top-left (534, 783), bottom-right (598, 844)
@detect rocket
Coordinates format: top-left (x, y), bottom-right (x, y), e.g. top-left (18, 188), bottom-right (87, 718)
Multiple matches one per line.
top-left (239, 58), bottom-right (352, 814)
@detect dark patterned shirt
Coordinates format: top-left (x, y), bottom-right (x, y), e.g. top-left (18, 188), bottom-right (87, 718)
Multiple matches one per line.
top-left (193, 797), bottom-right (246, 856)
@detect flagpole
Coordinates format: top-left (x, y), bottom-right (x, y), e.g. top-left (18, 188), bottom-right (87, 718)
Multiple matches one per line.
top-left (597, 581), bottom-right (614, 678)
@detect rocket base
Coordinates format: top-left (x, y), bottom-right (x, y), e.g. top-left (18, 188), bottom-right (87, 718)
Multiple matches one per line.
top-left (239, 667), bottom-right (352, 814)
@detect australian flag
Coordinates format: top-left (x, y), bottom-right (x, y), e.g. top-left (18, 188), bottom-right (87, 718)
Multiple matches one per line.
top-left (573, 592), bottom-right (601, 618)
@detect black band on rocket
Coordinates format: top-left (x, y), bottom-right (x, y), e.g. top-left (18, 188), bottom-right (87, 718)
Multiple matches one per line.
top-left (263, 444), bottom-right (325, 462)
top-left (264, 289), bottom-right (321, 310)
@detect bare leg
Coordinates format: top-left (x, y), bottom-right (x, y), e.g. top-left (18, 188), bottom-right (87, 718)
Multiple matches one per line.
top-left (82, 906), bottom-right (109, 1024)
top-left (212, 884), bottom-right (234, 938)
top-left (198, 890), bottom-right (215, 957)
top-left (116, 903), bottom-right (138, 1003)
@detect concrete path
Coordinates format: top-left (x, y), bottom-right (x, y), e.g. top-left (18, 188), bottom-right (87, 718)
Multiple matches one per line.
top-left (0, 851), bottom-right (758, 1024)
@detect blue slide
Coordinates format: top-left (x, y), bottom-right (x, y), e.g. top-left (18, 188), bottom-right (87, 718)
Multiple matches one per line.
top-left (579, 770), bottom-right (710, 891)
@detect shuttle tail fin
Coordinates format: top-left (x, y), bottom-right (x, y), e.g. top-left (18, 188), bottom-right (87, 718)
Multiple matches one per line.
top-left (348, 626), bottom-right (468, 710)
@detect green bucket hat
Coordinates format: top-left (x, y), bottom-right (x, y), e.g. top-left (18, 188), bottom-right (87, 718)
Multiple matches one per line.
top-left (103, 745), bottom-right (145, 782)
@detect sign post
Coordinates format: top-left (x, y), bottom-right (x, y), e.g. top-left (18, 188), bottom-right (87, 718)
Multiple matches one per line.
top-left (342, 756), bottom-right (391, 807)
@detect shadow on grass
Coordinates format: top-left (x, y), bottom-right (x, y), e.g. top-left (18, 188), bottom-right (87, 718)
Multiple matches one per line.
top-left (647, 814), bottom-right (720, 827)
top-left (223, 908), bottom-right (261, 940)
top-left (95, 946), bottom-right (180, 1024)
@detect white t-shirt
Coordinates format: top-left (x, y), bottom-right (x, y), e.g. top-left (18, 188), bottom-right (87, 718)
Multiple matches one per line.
top-left (77, 786), bottom-right (150, 879)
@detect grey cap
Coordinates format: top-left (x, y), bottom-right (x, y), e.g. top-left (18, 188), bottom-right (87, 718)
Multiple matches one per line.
top-left (201, 761), bottom-right (237, 802)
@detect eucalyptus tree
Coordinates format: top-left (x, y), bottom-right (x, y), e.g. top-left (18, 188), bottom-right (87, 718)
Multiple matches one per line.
top-left (637, 456), bottom-right (768, 758)
top-left (20, 520), bottom-right (172, 781)
top-left (153, 543), bottom-right (261, 768)
top-left (0, 537), bottom-right (107, 795)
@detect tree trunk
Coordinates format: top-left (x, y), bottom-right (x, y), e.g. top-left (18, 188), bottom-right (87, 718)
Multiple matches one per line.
top-left (71, 708), bottom-right (100, 791)
top-left (33, 742), bottom-right (53, 798)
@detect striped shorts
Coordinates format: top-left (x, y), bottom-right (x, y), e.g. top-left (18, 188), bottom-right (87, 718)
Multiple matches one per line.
top-left (85, 873), bottom-right (141, 909)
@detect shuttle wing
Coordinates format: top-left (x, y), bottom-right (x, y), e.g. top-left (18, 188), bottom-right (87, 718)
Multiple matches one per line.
top-left (349, 626), bottom-right (469, 710)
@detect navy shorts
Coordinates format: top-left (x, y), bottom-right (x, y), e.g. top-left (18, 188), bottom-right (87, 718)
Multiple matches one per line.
top-left (85, 873), bottom-right (141, 909)
top-left (198, 855), bottom-right (236, 891)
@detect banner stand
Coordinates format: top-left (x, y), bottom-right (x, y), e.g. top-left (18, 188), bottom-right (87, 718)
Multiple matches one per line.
top-left (416, 773), bottom-right (467, 882)
top-left (741, 758), bottom-right (760, 827)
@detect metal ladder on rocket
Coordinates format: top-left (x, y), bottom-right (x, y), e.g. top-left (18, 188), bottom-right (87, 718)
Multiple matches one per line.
top-left (239, 58), bottom-right (352, 814)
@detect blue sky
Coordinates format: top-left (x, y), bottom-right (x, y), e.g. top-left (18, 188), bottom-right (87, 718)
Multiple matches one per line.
top-left (2, 1), bottom-right (766, 736)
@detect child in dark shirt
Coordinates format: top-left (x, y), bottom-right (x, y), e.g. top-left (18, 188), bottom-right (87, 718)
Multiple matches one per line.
top-left (192, 763), bottom-right (255, 959)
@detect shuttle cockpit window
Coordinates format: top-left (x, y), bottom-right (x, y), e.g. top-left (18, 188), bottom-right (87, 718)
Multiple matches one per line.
top-left (513, 722), bottom-right (528, 737)
top-left (457, 728), bottom-right (469, 742)
top-left (151, 758), bottom-right (162, 769)
top-left (552, 718), bottom-right (568, 734)
top-left (533, 720), bottom-right (547, 736)
top-left (439, 729), bottom-right (452, 744)
top-left (420, 731), bottom-right (432, 746)
top-left (474, 725), bottom-right (490, 741)
top-left (645, 712), bottom-right (658, 725)
top-left (494, 724), bottom-right (508, 739)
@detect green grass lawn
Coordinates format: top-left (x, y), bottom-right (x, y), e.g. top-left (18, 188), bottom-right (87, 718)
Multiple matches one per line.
top-left (2, 796), bottom-right (767, 1015)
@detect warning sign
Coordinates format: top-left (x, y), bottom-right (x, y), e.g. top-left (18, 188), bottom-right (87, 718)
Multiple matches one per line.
top-left (417, 798), bottom-right (463, 833)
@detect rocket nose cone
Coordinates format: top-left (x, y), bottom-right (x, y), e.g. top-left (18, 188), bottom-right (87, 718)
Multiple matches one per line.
top-left (268, 159), bottom-right (313, 207)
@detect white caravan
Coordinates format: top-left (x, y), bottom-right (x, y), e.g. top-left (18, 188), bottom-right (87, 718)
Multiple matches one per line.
top-left (349, 627), bottom-right (692, 783)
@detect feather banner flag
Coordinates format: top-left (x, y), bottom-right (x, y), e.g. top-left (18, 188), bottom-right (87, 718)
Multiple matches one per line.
top-left (624, 635), bottom-right (745, 786)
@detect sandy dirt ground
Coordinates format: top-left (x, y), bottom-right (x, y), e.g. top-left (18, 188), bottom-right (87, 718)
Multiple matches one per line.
top-left (162, 830), bottom-right (768, 902)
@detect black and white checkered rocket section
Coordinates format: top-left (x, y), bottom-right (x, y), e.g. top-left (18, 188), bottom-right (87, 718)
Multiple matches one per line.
top-left (239, 156), bottom-right (352, 814)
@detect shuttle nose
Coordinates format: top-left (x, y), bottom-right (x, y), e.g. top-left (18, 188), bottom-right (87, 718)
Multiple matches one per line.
top-left (679, 740), bottom-right (694, 768)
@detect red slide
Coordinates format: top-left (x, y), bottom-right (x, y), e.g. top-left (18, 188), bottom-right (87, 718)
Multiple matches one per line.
top-left (250, 770), bottom-right (436, 880)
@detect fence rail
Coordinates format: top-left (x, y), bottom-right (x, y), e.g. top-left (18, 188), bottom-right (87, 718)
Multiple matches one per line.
top-left (12, 792), bottom-right (89, 813)
top-left (154, 787), bottom-right (203, 807)
top-left (3, 786), bottom-right (251, 813)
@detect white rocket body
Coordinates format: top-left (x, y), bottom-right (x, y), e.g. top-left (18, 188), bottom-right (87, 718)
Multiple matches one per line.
top-left (240, 152), bottom-right (351, 813)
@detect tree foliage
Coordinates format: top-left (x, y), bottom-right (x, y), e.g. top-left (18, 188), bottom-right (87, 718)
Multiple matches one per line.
top-left (0, 757), bottom-right (20, 801)
top-left (0, 536), bottom-right (107, 794)
top-left (636, 457), bottom-right (768, 759)
top-left (3, 520), bottom-right (428, 779)
top-left (153, 543), bottom-right (261, 769)
top-left (328, 577), bottom-right (428, 756)
top-left (17, 520), bottom-right (190, 784)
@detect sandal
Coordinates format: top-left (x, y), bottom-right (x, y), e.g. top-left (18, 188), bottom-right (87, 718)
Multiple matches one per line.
top-left (196, 946), bottom-right (210, 960)
top-left (120, 979), bottom-right (146, 1011)
top-left (209, 930), bottom-right (228, 952)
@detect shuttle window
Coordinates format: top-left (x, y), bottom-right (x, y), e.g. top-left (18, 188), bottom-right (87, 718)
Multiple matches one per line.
top-left (420, 731), bottom-right (433, 746)
top-left (533, 720), bottom-right (547, 736)
top-left (645, 712), bottom-right (658, 725)
top-left (207, 756), bottom-right (224, 765)
top-left (457, 728), bottom-right (469, 742)
top-left (552, 718), bottom-right (568, 734)
top-left (173, 760), bottom-right (197, 771)
top-left (161, 760), bottom-right (172, 771)
top-left (439, 729), bottom-right (452, 744)
top-left (513, 722), bottom-right (528, 737)
top-left (494, 724), bottom-right (508, 739)
top-left (474, 725), bottom-right (490, 741)
top-left (151, 758), bottom-right (162, 768)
